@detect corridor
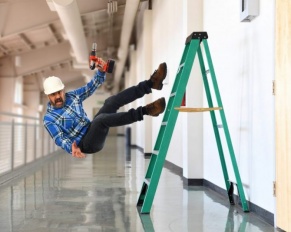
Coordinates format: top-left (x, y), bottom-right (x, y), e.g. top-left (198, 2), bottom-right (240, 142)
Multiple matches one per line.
top-left (0, 136), bottom-right (277, 232)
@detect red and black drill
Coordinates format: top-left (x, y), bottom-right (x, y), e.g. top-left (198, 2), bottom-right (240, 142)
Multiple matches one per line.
top-left (89, 43), bottom-right (115, 73)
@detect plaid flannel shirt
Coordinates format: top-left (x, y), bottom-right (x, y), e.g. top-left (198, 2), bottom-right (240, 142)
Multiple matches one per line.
top-left (43, 70), bottom-right (105, 154)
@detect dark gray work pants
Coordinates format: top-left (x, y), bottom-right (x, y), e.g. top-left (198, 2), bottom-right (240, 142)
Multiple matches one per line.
top-left (79, 80), bottom-right (151, 153)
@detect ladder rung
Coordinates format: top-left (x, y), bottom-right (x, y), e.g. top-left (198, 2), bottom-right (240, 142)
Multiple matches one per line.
top-left (229, 179), bottom-right (237, 185)
top-left (217, 124), bottom-right (223, 128)
top-left (177, 63), bottom-right (185, 74)
top-left (161, 122), bottom-right (167, 126)
top-left (229, 179), bottom-right (247, 188)
top-left (205, 69), bottom-right (210, 74)
top-left (144, 178), bottom-right (150, 185)
top-left (152, 150), bottom-right (158, 155)
top-left (170, 92), bottom-right (176, 97)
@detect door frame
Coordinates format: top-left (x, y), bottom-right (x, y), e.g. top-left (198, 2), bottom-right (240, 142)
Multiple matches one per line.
top-left (275, 0), bottom-right (291, 231)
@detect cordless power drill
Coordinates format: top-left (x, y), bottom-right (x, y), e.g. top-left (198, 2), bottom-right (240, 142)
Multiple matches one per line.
top-left (89, 43), bottom-right (115, 73)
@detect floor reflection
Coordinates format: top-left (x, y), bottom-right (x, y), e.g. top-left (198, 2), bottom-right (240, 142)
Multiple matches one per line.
top-left (138, 211), bottom-right (155, 232)
top-left (0, 136), bottom-right (278, 232)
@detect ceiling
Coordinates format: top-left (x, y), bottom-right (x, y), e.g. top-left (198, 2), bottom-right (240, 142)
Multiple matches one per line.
top-left (0, 0), bottom-right (148, 95)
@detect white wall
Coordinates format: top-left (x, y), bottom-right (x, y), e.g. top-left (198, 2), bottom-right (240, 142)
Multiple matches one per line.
top-left (203, 0), bottom-right (275, 213)
top-left (134, 0), bottom-right (275, 214)
top-left (136, 10), bottom-right (153, 154)
top-left (145, 0), bottom-right (205, 174)
top-left (150, 0), bottom-right (185, 168)
top-left (181, 0), bottom-right (204, 180)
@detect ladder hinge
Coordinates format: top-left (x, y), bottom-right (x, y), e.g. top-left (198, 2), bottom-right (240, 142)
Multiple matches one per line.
top-left (272, 80), bottom-right (275, 96)
top-left (273, 181), bottom-right (276, 197)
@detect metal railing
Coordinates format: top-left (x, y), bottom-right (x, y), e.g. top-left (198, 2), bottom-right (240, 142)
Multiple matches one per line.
top-left (0, 112), bottom-right (59, 177)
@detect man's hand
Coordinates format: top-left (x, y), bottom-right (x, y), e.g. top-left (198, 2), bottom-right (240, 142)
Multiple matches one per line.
top-left (72, 141), bottom-right (86, 158)
top-left (96, 58), bottom-right (107, 72)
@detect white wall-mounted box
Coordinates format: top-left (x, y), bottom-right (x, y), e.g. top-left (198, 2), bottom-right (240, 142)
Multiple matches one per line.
top-left (240, 0), bottom-right (259, 22)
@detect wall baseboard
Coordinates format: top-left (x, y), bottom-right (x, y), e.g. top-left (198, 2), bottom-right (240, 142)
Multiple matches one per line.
top-left (144, 152), bottom-right (151, 158)
top-left (183, 177), bottom-right (204, 186)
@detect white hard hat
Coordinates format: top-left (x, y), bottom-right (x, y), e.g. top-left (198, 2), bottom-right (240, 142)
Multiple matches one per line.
top-left (43, 76), bottom-right (65, 95)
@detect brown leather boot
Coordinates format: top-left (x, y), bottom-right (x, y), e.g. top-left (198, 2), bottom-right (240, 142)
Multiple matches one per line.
top-left (145, 97), bottom-right (166, 116)
top-left (149, 62), bottom-right (167, 90)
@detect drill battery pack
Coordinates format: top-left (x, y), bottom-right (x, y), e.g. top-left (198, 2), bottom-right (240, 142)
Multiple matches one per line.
top-left (106, 59), bottom-right (115, 73)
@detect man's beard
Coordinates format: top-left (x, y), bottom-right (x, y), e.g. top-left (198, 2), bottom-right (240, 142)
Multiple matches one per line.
top-left (51, 97), bottom-right (65, 108)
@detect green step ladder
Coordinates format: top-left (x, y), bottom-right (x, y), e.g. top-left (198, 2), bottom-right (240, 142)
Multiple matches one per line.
top-left (137, 31), bottom-right (249, 214)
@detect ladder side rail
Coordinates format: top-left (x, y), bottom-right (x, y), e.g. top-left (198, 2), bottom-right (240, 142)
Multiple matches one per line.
top-left (143, 41), bottom-right (193, 180)
top-left (137, 42), bottom-right (194, 210)
top-left (202, 40), bottom-right (249, 212)
top-left (140, 39), bottom-right (201, 213)
top-left (144, 154), bottom-right (158, 178)
top-left (141, 104), bottom-right (179, 213)
top-left (197, 45), bottom-right (232, 195)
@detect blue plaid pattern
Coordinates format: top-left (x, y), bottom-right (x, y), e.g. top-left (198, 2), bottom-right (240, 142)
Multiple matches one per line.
top-left (43, 71), bottom-right (106, 154)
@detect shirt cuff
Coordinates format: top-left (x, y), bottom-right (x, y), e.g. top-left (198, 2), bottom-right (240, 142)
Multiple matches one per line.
top-left (97, 70), bottom-right (106, 76)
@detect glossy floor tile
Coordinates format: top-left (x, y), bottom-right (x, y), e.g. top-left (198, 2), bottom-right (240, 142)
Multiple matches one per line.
top-left (0, 136), bottom-right (278, 232)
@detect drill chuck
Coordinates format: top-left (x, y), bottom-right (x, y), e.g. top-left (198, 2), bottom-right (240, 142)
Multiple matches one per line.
top-left (89, 43), bottom-right (97, 70)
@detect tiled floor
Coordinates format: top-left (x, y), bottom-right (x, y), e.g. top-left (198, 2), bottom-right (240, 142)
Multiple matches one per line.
top-left (0, 136), bottom-right (278, 232)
